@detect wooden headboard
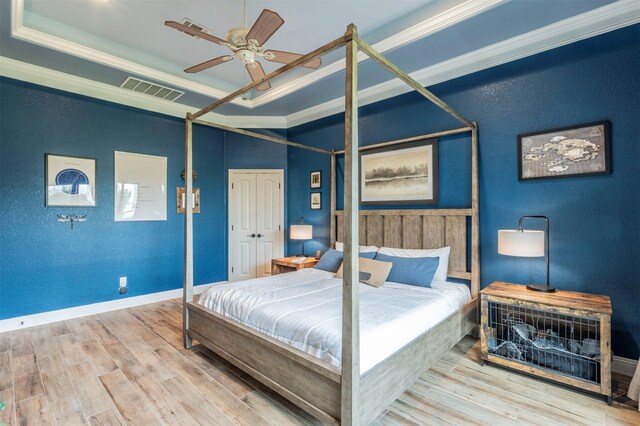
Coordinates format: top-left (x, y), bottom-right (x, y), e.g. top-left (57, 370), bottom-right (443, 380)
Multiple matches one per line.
top-left (333, 209), bottom-right (471, 281)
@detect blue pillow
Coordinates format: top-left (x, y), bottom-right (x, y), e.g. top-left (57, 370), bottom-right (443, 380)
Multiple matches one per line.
top-left (314, 249), bottom-right (343, 272)
top-left (314, 249), bottom-right (377, 272)
top-left (358, 251), bottom-right (376, 259)
top-left (374, 253), bottom-right (440, 288)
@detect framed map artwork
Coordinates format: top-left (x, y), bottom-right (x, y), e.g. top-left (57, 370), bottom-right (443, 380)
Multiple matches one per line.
top-left (518, 121), bottom-right (610, 180)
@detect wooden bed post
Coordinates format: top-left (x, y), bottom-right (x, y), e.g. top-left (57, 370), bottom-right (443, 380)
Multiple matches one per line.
top-left (342, 24), bottom-right (360, 426)
top-left (330, 152), bottom-right (337, 248)
top-left (471, 125), bottom-right (480, 299)
top-left (184, 114), bottom-right (194, 349)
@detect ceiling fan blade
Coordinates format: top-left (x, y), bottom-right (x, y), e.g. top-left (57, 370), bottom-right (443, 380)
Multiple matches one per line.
top-left (165, 21), bottom-right (227, 45)
top-left (245, 62), bottom-right (271, 91)
top-left (263, 50), bottom-right (321, 69)
top-left (184, 56), bottom-right (234, 73)
top-left (246, 9), bottom-right (284, 46)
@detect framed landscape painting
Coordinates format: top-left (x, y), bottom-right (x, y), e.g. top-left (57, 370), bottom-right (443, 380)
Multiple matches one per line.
top-left (359, 138), bottom-right (438, 205)
top-left (518, 121), bottom-right (610, 180)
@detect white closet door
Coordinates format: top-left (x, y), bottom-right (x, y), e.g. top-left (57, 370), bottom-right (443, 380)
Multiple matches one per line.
top-left (256, 173), bottom-right (282, 277)
top-left (229, 173), bottom-right (257, 281)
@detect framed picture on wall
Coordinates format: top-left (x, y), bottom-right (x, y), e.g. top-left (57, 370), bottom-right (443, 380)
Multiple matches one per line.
top-left (114, 151), bottom-right (167, 221)
top-left (310, 192), bottom-right (322, 210)
top-left (310, 170), bottom-right (321, 189)
top-left (518, 121), bottom-right (611, 180)
top-left (359, 138), bottom-right (438, 205)
top-left (45, 154), bottom-right (97, 207)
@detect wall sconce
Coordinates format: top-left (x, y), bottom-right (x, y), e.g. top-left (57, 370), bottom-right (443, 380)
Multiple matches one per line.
top-left (177, 187), bottom-right (201, 214)
top-left (57, 214), bottom-right (87, 230)
top-left (181, 169), bottom-right (198, 182)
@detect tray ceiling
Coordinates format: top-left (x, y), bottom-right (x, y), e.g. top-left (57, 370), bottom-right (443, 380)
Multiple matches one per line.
top-left (2, 0), bottom-right (638, 127)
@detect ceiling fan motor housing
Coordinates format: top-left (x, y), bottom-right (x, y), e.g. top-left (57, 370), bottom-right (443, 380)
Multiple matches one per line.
top-left (226, 28), bottom-right (250, 47)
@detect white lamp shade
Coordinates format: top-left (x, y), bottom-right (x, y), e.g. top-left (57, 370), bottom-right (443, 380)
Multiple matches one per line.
top-left (498, 230), bottom-right (544, 257)
top-left (290, 224), bottom-right (312, 240)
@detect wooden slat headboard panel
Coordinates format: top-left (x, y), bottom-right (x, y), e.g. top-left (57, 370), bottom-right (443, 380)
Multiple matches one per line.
top-left (334, 209), bottom-right (471, 280)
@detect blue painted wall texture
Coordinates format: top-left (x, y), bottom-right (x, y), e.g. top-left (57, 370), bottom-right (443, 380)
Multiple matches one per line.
top-left (287, 25), bottom-right (640, 358)
top-left (0, 78), bottom-right (286, 320)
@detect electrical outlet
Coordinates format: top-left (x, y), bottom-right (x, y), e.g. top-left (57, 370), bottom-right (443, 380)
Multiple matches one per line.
top-left (119, 277), bottom-right (128, 294)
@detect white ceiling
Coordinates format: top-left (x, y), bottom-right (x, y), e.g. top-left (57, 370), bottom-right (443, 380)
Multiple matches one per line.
top-left (3, 0), bottom-right (640, 127)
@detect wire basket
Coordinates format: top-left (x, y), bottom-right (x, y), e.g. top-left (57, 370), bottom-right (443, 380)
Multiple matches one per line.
top-left (487, 301), bottom-right (601, 383)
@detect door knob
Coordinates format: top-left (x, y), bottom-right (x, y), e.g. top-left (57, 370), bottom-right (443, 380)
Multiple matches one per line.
top-left (256, 234), bottom-right (263, 238)
top-left (248, 234), bottom-right (256, 238)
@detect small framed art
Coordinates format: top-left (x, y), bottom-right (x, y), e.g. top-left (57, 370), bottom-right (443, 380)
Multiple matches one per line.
top-left (176, 187), bottom-right (201, 214)
top-left (310, 170), bottom-right (321, 189)
top-left (45, 154), bottom-right (97, 207)
top-left (310, 192), bottom-right (322, 210)
top-left (518, 121), bottom-right (611, 180)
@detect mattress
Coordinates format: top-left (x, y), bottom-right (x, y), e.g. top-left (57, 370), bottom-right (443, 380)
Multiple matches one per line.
top-left (197, 268), bottom-right (471, 372)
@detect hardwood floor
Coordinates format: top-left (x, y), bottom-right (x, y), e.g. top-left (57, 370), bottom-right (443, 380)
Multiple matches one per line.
top-left (0, 298), bottom-right (637, 425)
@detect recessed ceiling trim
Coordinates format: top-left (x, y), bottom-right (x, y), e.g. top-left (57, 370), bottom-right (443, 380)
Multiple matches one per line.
top-left (0, 56), bottom-right (286, 129)
top-left (10, 0), bottom-right (245, 106)
top-left (250, 0), bottom-right (508, 108)
top-left (286, 0), bottom-right (640, 128)
top-left (6, 0), bottom-right (639, 130)
top-left (10, 0), bottom-right (507, 110)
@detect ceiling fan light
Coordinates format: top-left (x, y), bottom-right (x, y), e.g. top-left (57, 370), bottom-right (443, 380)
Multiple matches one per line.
top-left (237, 49), bottom-right (257, 65)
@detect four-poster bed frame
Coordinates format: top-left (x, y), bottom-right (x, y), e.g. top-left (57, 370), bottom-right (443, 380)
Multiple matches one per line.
top-left (182, 24), bottom-right (479, 425)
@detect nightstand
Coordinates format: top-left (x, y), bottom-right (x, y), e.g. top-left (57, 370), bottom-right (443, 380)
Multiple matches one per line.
top-left (480, 281), bottom-right (612, 404)
top-left (271, 256), bottom-right (319, 275)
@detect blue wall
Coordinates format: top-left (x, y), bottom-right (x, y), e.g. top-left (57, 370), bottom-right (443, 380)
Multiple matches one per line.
top-left (0, 78), bottom-right (286, 320)
top-left (287, 25), bottom-right (640, 359)
top-left (0, 78), bottom-right (227, 318)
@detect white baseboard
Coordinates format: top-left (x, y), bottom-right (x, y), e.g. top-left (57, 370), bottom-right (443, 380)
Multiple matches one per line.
top-left (0, 282), bottom-right (227, 333)
top-left (613, 355), bottom-right (639, 377)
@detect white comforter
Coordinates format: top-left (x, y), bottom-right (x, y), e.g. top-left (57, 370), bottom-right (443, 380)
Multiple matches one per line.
top-left (198, 268), bottom-right (471, 372)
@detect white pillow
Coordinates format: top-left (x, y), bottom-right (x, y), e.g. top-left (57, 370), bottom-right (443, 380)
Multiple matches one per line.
top-left (335, 242), bottom-right (378, 253)
top-left (378, 246), bottom-right (450, 282)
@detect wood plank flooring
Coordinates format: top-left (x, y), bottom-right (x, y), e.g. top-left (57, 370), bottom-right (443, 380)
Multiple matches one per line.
top-left (0, 298), bottom-right (637, 425)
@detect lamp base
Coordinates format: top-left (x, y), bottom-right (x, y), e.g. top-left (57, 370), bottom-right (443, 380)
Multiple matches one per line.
top-left (526, 284), bottom-right (556, 293)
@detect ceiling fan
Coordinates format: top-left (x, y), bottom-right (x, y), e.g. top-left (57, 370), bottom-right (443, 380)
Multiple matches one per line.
top-left (165, 2), bottom-right (321, 92)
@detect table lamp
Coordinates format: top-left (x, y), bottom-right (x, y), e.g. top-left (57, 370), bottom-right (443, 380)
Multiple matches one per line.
top-left (498, 215), bottom-right (555, 293)
top-left (290, 217), bottom-right (312, 257)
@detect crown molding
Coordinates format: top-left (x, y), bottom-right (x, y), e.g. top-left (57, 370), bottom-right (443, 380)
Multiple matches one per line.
top-left (10, 0), bottom-right (506, 110)
top-left (7, 0), bottom-right (639, 129)
top-left (10, 0), bottom-right (248, 107)
top-left (0, 56), bottom-right (287, 128)
top-left (286, 0), bottom-right (640, 128)
top-left (251, 0), bottom-right (507, 108)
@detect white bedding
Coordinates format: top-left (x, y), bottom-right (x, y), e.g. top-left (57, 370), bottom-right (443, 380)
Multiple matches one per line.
top-left (197, 268), bottom-right (471, 372)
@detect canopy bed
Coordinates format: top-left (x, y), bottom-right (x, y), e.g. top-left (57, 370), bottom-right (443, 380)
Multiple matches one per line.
top-left (181, 24), bottom-right (479, 425)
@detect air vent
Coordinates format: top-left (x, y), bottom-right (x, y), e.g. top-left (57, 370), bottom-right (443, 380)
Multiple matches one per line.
top-left (120, 77), bottom-right (184, 102)
top-left (179, 18), bottom-right (215, 40)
